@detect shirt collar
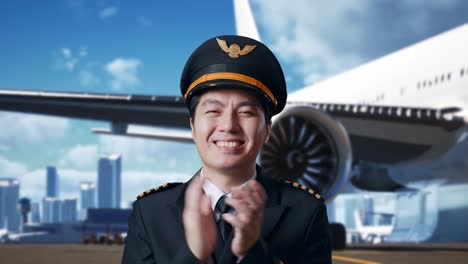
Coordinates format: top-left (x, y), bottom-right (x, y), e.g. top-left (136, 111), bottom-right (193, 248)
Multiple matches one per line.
top-left (201, 168), bottom-right (257, 211)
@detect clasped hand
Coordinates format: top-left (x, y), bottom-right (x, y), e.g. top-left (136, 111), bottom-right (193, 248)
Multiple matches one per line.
top-left (183, 176), bottom-right (267, 262)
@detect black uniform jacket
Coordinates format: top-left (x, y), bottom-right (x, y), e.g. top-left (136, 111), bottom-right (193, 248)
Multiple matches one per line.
top-left (122, 166), bottom-right (332, 263)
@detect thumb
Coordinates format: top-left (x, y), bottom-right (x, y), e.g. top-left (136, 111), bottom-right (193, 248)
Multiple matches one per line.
top-left (201, 194), bottom-right (212, 215)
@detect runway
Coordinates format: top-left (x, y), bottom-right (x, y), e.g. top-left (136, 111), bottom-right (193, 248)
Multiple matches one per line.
top-left (333, 243), bottom-right (468, 264)
top-left (0, 243), bottom-right (466, 263)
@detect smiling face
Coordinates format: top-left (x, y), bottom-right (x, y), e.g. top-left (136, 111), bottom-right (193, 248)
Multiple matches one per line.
top-left (190, 88), bottom-right (271, 174)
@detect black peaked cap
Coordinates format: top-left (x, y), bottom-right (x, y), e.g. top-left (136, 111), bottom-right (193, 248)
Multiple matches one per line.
top-left (180, 35), bottom-right (287, 115)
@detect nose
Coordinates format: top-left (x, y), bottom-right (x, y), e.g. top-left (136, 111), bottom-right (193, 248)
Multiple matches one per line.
top-left (219, 111), bottom-right (240, 132)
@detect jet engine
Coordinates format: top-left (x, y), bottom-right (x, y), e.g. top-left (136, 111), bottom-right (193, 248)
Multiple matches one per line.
top-left (260, 106), bottom-right (352, 201)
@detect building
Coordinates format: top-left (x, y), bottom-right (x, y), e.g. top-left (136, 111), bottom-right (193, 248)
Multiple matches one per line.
top-left (79, 182), bottom-right (96, 220)
top-left (97, 154), bottom-right (121, 208)
top-left (42, 197), bottom-right (61, 223)
top-left (46, 166), bottom-right (58, 198)
top-left (80, 182), bottom-right (96, 209)
top-left (30, 202), bottom-right (41, 224)
top-left (0, 178), bottom-right (20, 232)
top-left (62, 198), bottom-right (77, 223)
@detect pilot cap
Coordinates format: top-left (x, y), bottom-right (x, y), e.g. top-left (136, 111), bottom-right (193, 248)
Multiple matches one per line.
top-left (180, 35), bottom-right (287, 116)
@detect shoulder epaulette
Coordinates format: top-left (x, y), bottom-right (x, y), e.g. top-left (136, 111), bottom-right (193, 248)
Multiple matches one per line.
top-left (284, 181), bottom-right (323, 201)
top-left (137, 182), bottom-right (182, 200)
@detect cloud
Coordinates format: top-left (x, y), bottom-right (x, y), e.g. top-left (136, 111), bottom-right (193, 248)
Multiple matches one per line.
top-left (0, 144), bottom-right (10, 153)
top-left (253, 0), bottom-right (369, 85)
top-left (79, 69), bottom-right (100, 87)
top-left (99, 6), bottom-right (118, 19)
top-left (0, 156), bottom-right (28, 179)
top-left (252, 0), bottom-right (466, 87)
top-left (62, 48), bottom-right (72, 59)
top-left (121, 171), bottom-right (191, 205)
top-left (79, 46), bottom-right (88, 57)
top-left (53, 47), bottom-right (83, 72)
top-left (138, 16), bottom-right (153, 27)
top-left (61, 48), bottom-right (78, 71)
top-left (105, 58), bottom-right (142, 90)
top-left (98, 134), bottom-right (199, 171)
top-left (0, 112), bottom-right (68, 144)
top-left (54, 46), bottom-right (96, 87)
top-left (59, 144), bottom-right (98, 169)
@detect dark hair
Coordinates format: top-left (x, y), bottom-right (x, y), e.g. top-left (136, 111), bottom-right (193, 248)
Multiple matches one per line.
top-left (188, 91), bottom-right (272, 122)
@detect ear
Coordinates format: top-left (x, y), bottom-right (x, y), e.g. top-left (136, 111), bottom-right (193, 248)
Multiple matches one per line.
top-left (190, 117), bottom-right (195, 138)
top-left (264, 120), bottom-right (272, 144)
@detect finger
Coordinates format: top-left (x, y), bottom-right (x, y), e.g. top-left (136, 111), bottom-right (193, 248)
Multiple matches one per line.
top-left (222, 211), bottom-right (252, 229)
top-left (225, 196), bottom-right (249, 212)
top-left (250, 181), bottom-right (267, 207)
top-left (234, 185), bottom-right (260, 210)
top-left (231, 185), bottom-right (253, 201)
top-left (232, 185), bottom-right (263, 213)
top-left (185, 176), bottom-right (204, 210)
top-left (232, 181), bottom-right (266, 205)
top-left (225, 197), bottom-right (252, 220)
top-left (200, 194), bottom-right (212, 216)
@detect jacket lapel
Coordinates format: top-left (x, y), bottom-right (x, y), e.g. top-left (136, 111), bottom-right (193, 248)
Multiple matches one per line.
top-left (257, 166), bottom-right (288, 239)
top-left (166, 170), bottom-right (198, 244)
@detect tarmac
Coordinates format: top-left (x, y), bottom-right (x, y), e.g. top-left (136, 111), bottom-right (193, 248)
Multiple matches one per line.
top-left (0, 243), bottom-right (467, 264)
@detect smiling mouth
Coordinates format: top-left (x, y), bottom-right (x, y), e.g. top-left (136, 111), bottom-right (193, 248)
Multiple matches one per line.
top-left (215, 140), bottom-right (245, 148)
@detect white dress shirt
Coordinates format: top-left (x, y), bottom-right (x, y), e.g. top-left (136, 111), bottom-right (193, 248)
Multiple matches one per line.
top-left (201, 168), bottom-right (257, 220)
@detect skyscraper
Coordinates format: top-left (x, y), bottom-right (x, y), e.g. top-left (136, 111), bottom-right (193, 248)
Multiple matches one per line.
top-left (79, 181), bottom-right (96, 220)
top-left (42, 197), bottom-right (61, 223)
top-left (80, 181), bottom-right (96, 209)
top-left (46, 166), bottom-right (58, 198)
top-left (98, 154), bottom-right (121, 208)
top-left (62, 198), bottom-right (77, 223)
top-left (0, 178), bottom-right (20, 232)
top-left (30, 202), bottom-right (41, 224)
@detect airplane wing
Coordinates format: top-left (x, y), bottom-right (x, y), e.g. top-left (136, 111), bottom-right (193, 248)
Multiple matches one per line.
top-left (290, 101), bottom-right (466, 164)
top-left (0, 89), bottom-right (192, 141)
top-left (2, 88), bottom-right (465, 163)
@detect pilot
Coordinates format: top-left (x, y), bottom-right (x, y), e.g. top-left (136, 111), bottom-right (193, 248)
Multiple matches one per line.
top-left (122, 35), bottom-right (331, 263)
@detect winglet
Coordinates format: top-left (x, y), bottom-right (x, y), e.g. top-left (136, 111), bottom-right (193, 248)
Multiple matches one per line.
top-left (233, 0), bottom-right (261, 41)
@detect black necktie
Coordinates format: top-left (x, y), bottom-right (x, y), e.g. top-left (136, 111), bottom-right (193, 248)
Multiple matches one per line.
top-left (215, 195), bottom-right (233, 243)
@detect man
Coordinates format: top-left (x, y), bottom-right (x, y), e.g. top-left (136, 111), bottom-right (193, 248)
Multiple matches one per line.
top-left (122, 35), bottom-right (331, 263)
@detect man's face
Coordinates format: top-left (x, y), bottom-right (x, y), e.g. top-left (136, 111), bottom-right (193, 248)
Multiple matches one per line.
top-left (190, 88), bottom-right (271, 172)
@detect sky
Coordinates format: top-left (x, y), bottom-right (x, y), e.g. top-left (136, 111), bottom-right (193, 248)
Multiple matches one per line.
top-left (1, 0), bottom-right (468, 207)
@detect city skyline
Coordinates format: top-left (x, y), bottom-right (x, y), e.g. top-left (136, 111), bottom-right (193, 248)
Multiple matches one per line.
top-left (1, 153), bottom-right (127, 230)
top-left (1, 152), bottom-right (166, 230)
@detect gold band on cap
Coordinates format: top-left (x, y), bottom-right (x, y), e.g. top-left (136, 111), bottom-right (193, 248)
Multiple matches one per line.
top-left (184, 72), bottom-right (278, 106)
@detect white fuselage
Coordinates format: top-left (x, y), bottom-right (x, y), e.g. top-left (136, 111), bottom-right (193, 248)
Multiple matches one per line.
top-left (288, 23), bottom-right (468, 117)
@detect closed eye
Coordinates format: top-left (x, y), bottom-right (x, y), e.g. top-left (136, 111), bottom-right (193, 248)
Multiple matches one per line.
top-left (205, 110), bottom-right (220, 114)
top-left (239, 111), bottom-right (256, 116)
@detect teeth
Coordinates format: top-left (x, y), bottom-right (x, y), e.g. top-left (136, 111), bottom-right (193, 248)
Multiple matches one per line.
top-left (216, 141), bottom-right (240, 147)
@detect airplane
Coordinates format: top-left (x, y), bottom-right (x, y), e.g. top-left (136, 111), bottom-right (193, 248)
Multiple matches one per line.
top-left (0, 0), bottom-right (467, 248)
top-left (0, 228), bottom-right (8, 243)
top-left (351, 209), bottom-right (393, 244)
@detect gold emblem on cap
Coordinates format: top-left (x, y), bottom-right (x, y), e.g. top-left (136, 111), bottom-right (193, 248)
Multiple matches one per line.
top-left (216, 37), bottom-right (257, 58)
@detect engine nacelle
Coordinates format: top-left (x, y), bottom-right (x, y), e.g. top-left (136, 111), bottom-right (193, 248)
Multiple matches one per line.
top-left (260, 106), bottom-right (352, 202)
